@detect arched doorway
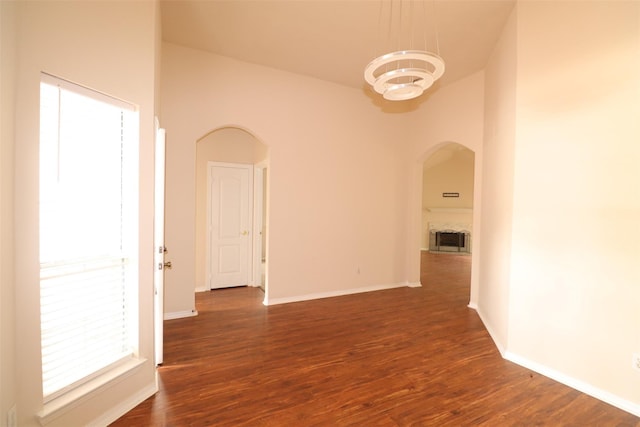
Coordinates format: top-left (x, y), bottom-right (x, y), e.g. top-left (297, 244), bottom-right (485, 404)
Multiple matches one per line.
top-left (194, 127), bottom-right (269, 293)
top-left (420, 142), bottom-right (475, 295)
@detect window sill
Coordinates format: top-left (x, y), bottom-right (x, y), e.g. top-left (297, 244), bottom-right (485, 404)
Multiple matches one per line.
top-left (37, 357), bottom-right (147, 426)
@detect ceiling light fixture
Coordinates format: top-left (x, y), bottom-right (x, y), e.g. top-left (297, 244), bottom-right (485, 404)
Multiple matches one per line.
top-left (364, 0), bottom-right (445, 101)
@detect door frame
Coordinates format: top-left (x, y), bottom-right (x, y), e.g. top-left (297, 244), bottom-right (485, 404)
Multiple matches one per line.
top-left (206, 161), bottom-right (258, 289)
top-left (415, 142), bottom-right (480, 307)
top-left (153, 120), bottom-right (165, 365)
top-left (252, 162), bottom-right (268, 290)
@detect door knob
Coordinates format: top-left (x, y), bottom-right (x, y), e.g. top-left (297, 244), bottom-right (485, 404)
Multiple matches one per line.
top-left (163, 261), bottom-right (172, 270)
top-left (241, 230), bottom-right (249, 236)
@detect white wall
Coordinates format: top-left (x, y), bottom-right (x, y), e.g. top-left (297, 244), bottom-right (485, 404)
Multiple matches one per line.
top-left (161, 42), bottom-right (414, 309)
top-left (476, 5), bottom-right (518, 353)
top-left (0, 0), bottom-right (17, 423)
top-left (403, 71), bottom-right (485, 294)
top-left (422, 147), bottom-right (475, 210)
top-left (506, 0), bottom-right (640, 412)
top-left (12, 1), bottom-right (159, 425)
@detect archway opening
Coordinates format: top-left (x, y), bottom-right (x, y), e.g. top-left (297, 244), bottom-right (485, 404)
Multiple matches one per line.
top-left (195, 127), bottom-right (269, 293)
top-left (420, 142), bottom-right (475, 289)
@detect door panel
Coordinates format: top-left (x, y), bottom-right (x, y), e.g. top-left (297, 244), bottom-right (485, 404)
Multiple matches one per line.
top-left (209, 164), bottom-right (252, 289)
top-left (219, 244), bottom-right (241, 273)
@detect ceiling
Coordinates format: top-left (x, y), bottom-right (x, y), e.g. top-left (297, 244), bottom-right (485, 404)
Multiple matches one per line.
top-left (160, 0), bottom-right (515, 92)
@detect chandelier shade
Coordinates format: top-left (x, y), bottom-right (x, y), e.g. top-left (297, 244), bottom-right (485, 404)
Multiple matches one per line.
top-left (364, 0), bottom-right (445, 101)
top-left (364, 50), bottom-right (445, 101)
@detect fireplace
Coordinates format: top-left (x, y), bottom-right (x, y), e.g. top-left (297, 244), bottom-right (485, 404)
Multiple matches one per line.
top-left (428, 222), bottom-right (471, 253)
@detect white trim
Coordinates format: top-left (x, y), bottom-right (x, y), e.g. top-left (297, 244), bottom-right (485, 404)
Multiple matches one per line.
top-left (470, 306), bottom-right (507, 356)
top-left (504, 351), bottom-right (640, 418)
top-left (263, 282), bottom-right (416, 306)
top-left (206, 164), bottom-right (212, 290)
top-left (252, 166), bottom-right (264, 288)
top-left (195, 286), bottom-right (209, 293)
top-left (164, 309), bottom-right (198, 320)
top-left (86, 381), bottom-right (157, 427)
top-left (38, 358), bottom-right (148, 426)
top-left (407, 281), bottom-right (422, 288)
top-left (153, 121), bottom-right (166, 366)
top-left (41, 72), bottom-right (137, 112)
top-left (467, 304), bottom-right (640, 418)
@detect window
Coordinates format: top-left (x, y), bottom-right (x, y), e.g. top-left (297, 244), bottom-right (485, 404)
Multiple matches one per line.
top-left (39, 74), bottom-right (139, 401)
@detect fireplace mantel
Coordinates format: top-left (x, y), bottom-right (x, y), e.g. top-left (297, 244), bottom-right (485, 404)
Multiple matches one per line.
top-left (428, 222), bottom-right (471, 233)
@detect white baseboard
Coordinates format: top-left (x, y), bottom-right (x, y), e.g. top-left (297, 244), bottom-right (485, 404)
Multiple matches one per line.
top-left (504, 351), bottom-right (640, 418)
top-left (88, 381), bottom-right (157, 427)
top-left (164, 309), bottom-right (198, 320)
top-left (407, 281), bottom-right (422, 288)
top-left (471, 306), bottom-right (640, 417)
top-left (470, 305), bottom-right (506, 356)
top-left (264, 282), bottom-right (414, 306)
top-left (195, 286), bottom-right (208, 292)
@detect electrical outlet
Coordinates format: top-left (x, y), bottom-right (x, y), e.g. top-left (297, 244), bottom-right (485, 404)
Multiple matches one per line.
top-left (7, 404), bottom-right (17, 427)
top-left (632, 353), bottom-right (640, 372)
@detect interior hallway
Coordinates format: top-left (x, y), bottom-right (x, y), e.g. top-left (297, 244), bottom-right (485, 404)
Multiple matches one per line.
top-left (111, 252), bottom-right (639, 426)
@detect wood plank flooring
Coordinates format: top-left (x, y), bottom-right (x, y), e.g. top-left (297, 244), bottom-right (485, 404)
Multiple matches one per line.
top-left (111, 252), bottom-right (639, 426)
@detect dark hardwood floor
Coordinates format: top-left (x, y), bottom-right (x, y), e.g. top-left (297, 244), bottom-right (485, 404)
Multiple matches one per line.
top-left (111, 252), bottom-right (639, 426)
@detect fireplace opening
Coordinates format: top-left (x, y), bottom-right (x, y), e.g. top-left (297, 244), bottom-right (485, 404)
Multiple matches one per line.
top-left (429, 231), bottom-right (470, 253)
top-left (439, 232), bottom-right (464, 247)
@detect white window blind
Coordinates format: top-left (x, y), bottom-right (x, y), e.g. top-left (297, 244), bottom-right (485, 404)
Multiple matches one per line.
top-left (39, 74), bottom-right (139, 400)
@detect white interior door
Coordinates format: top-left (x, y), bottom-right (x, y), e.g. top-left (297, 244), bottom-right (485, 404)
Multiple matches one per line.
top-left (208, 163), bottom-right (252, 289)
top-left (153, 122), bottom-right (165, 365)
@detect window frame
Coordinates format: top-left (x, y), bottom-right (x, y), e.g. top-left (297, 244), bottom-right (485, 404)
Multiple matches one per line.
top-left (38, 73), bottom-right (143, 414)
